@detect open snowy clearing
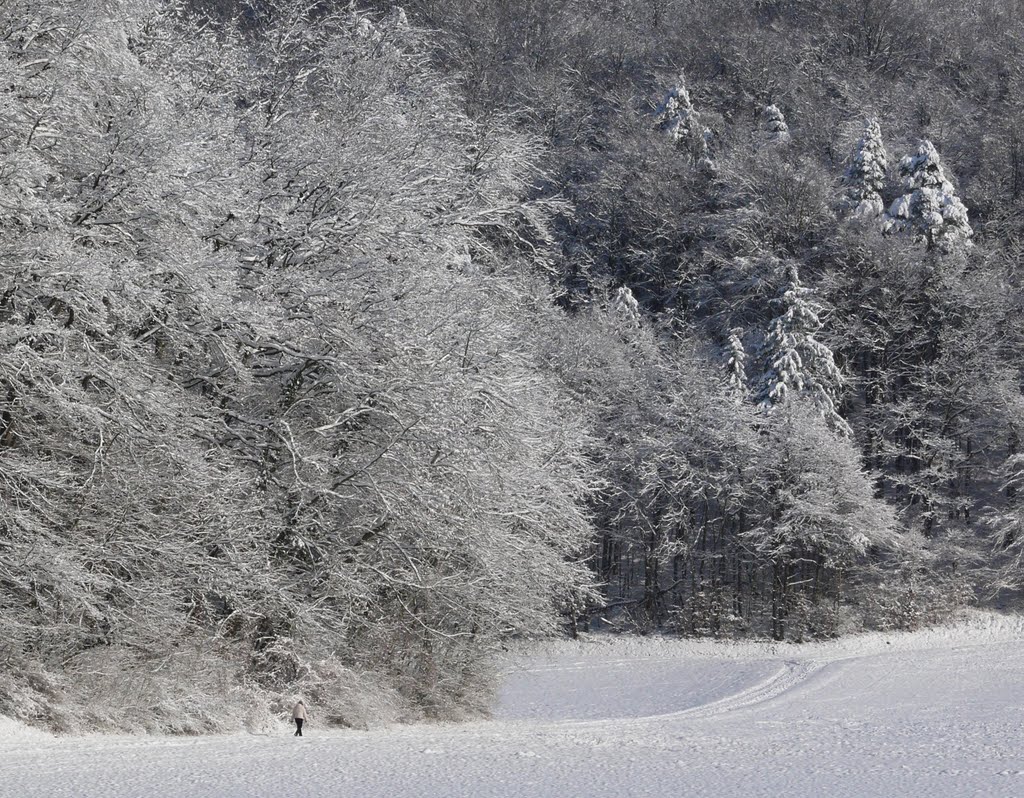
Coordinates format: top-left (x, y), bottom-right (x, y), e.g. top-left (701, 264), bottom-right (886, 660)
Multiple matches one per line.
top-left (3, 612), bottom-right (1024, 798)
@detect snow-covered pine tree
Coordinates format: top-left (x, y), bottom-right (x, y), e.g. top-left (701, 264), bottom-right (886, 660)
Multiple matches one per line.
top-left (725, 328), bottom-right (748, 393)
top-left (759, 104), bottom-right (791, 145)
top-left (757, 264), bottom-right (850, 434)
top-left (611, 285), bottom-right (642, 328)
top-left (842, 118), bottom-right (888, 220)
top-left (655, 74), bottom-right (714, 171)
top-left (883, 139), bottom-right (973, 250)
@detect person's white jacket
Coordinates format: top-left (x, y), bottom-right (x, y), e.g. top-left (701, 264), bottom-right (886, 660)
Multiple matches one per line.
top-left (292, 702), bottom-right (307, 720)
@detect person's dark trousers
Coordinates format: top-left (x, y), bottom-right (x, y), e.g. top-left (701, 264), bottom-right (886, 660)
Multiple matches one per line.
top-left (294, 719), bottom-right (304, 736)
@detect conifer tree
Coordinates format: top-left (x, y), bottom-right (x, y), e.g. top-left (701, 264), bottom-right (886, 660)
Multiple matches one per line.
top-left (842, 118), bottom-right (888, 220)
top-left (757, 265), bottom-right (849, 434)
top-left (759, 104), bottom-right (791, 144)
top-left (883, 139), bottom-right (973, 250)
top-left (611, 285), bottom-right (642, 328)
top-left (655, 74), bottom-right (714, 170)
top-left (725, 328), bottom-right (748, 393)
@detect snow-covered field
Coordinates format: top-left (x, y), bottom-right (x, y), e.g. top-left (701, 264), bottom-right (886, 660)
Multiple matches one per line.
top-left (4, 612), bottom-right (1024, 798)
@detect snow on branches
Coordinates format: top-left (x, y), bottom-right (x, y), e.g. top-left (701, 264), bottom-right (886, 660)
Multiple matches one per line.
top-left (611, 285), bottom-right (642, 328)
top-left (757, 265), bottom-right (849, 435)
top-left (725, 328), bottom-right (748, 394)
top-left (655, 73), bottom-right (714, 171)
top-left (842, 118), bottom-right (888, 220)
top-left (883, 139), bottom-right (972, 250)
top-left (758, 104), bottom-right (791, 145)
top-left (0, 0), bottom-right (594, 729)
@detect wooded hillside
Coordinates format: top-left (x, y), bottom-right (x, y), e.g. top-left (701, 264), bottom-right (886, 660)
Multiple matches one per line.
top-left (2, 0), bottom-right (1022, 731)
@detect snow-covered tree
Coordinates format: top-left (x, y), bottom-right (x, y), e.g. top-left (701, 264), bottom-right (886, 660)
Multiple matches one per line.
top-left (986, 449), bottom-right (1024, 592)
top-left (842, 118), bottom-right (888, 220)
top-left (0, 0), bottom-right (596, 731)
top-left (654, 76), bottom-right (693, 139)
top-left (749, 405), bottom-right (897, 639)
top-left (758, 104), bottom-right (791, 145)
top-left (725, 328), bottom-right (748, 393)
top-left (655, 74), bottom-right (714, 170)
top-left (757, 265), bottom-right (849, 434)
top-left (883, 139), bottom-right (972, 250)
top-left (611, 285), bottom-right (642, 328)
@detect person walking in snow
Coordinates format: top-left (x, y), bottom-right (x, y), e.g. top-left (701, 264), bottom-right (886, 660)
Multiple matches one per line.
top-left (292, 700), bottom-right (307, 736)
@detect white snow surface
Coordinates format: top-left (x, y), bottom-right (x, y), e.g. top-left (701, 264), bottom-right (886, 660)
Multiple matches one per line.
top-left (4, 611), bottom-right (1024, 797)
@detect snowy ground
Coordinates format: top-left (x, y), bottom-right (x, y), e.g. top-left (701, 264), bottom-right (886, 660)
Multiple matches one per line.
top-left (4, 612), bottom-right (1024, 798)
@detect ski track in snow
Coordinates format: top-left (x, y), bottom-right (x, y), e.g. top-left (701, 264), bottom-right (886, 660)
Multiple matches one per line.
top-left (3, 612), bottom-right (1024, 798)
top-left (519, 659), bottom-right (829, 732)
top-left (675, 658), bottom-right (824, 718)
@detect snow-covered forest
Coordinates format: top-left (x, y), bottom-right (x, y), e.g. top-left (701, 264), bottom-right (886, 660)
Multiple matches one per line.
top-left (2, 0), bottom-right (1024, 732)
